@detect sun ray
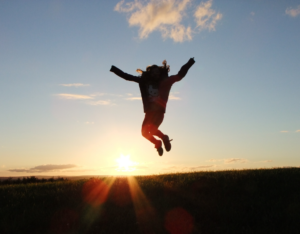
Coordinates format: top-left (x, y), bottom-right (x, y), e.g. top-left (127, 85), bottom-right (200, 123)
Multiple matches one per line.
top-left (115, 154), bottom-right (137, 172)
top-left (127, 176), bottom-right (159, 233)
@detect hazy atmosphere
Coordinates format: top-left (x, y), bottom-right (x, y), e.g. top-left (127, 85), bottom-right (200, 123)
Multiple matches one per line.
top-left (1, 0), bottom-right (299, 177)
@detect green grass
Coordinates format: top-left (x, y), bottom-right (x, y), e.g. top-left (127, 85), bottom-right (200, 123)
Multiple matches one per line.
top-left (1, 168), bottom-right (300, 234)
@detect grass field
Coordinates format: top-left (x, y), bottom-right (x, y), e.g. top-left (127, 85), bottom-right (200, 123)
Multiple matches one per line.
top-left (1, 168), bottom-right (300, 234)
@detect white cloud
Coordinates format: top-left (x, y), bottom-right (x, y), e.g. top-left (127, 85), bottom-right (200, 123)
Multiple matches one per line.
top-left (114, 0), bottom-right (222, 42)
top-left (286, 5), bottom-right (300, 17)
top-left (55, 93), bottom-right (116, 106)
top-left (126, 97), bottom-right (142, 100)
top-left (60, 83), bottom-right (90, 87)
top-left (169, 94), bottom-right (181, 100)
top-left (87, 100), bottom-right (113, 106)
top-left (56, 93), bottom-right (93, 100)
top-left (90, 93), bottom-right (123, 97)
top-left (115, 0), bottom-right (143, 12)
top-left (194, 0), bottom-right (222, 31)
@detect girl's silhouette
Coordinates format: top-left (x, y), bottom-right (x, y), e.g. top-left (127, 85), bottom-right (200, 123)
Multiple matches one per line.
top-left (110, 58), bottom-right (195, 156)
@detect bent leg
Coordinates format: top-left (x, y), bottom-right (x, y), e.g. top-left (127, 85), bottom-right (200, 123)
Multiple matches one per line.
top-left (153, 129), bottom-right (164, 139)
top-left (141, 124), bottom-right (161, 146)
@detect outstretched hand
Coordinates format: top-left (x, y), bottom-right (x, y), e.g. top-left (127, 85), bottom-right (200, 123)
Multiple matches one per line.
top-left (110, 65), bottom-right (116, 72)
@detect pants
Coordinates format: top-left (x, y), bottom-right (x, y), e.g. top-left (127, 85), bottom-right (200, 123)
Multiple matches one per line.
top-left (141, 111), bottom-right (165, 147)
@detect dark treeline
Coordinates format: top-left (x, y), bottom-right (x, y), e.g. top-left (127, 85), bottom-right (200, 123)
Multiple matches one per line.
top-left (0, 176), bottom-right (67, 185)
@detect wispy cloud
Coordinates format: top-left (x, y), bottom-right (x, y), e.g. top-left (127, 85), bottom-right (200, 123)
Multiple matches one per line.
top-left (9, 164), bottom-right (78, 173)
top-left (208, 158), bottom-right (248, 164)
top-left (224, 158), bottom-right (247, 164)
top-left (126, 97), bottom-right (142, 100)
top-left (296, 130), bottom-right (300, 133)
top-left (189, 165), bottom-right (214, 170)
top-left (55, 93), bottom-right (116, 106)
top-left (280, 130), bottom-right (289, 133)
top-left (286, 5), bottom-right (300, 17)
top-left (194, 0), bottom-right (222, 31)
top-left (56, 93), bottom-right (93, 100)
top-left (114, 0), bottom-right (222, 42)
top-left (90, 93), bottom-right (123, 97)
top-left (60, 83), bottom-right (90, 87)
top-left (87, 100), bottom-right (113, 106)
top-left (162, 165), bottom-right (214, 171)
top-left (207, 159), bottom-right (223, 162)
top-left (169, 94), bottom-right (181, 100)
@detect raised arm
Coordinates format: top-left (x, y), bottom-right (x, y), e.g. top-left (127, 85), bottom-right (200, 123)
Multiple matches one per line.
top-left (110, 65), bottom-right (140, 83)
top-left (167, 58), bottom-right (195, 83)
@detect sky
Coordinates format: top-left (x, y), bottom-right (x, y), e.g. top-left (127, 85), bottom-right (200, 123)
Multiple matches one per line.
top-left (0, 0), bottom-right (299, 177)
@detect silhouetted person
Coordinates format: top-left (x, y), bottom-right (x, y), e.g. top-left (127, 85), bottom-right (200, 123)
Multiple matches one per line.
top-left (110, 58), bottom-right (195, 156)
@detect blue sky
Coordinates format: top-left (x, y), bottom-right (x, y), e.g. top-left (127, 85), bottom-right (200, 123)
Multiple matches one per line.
top-left (0, 0), bottom-right (299, 176)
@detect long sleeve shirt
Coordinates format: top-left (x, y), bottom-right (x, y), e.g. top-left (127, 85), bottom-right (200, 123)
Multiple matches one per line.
top-left (110, 58), bottom-right (195, 113)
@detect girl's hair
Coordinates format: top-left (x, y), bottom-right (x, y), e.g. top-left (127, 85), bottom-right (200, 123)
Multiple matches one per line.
top-left (136, 60), bottom-right (170, 86)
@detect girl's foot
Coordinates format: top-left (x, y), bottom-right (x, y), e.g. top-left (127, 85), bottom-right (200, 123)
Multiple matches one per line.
top-left (155, 140), bottom-right (163, 156)
top-left (162, 135), bottom-right (172, 152)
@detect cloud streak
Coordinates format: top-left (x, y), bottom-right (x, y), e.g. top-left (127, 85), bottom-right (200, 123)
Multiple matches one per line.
top-left (9, 164), bottom-right (78, 173)
top-left (114, 0), bottom-right (222, 42)
top-left (87, 100), bottom-right (113, 106)
top-left (55, 93), bottom-right (114, 105)
top-left (126, 97), bottom-right (142, 100)
top-left (169, 94), bottom-right (181, 100)
top-left (56, 93), bottom-right (93, 100)
top-left (60, 83), bottom-right (90, 87)
top-left (286, 5), bottom-right (300, 17)
top-left (208, 158), bottom-right (248, 164)
top-left (224, 158), bottom-right (247, 164)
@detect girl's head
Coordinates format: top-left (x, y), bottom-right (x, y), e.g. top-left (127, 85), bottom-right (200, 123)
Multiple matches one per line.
top-left (137, 60), bottom-right (170, 83)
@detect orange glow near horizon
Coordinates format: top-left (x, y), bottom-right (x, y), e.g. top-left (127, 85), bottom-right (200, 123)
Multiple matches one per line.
top-left (115, 155), bottom-right (137, 173)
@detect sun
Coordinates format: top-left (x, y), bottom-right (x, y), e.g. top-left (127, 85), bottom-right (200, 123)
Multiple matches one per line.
top-left (116, 155), bottom-right (136, 172)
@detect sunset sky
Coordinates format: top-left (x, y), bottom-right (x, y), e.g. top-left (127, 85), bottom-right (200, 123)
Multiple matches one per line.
top-left (1, 0), bottom-right (299, 177)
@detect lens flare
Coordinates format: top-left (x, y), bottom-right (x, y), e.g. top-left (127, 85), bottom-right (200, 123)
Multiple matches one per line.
top-left (82, 178), bottom-right (114, 207)
top-left (116, 155), bottom-right (137, 172)
top-left (165, 207), bottom-right (194, 234)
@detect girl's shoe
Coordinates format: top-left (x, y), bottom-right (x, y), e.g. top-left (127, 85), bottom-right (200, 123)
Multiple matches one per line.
top-left (155, 141), bottom-right (163, 156)
top-left (162, 135), bottom-right (172, 152)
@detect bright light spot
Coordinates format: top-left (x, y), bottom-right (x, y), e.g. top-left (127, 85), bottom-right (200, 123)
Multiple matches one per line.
top-left (116, 155), bottom-right (137, 172)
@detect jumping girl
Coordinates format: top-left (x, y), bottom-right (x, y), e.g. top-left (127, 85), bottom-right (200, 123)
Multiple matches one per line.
top-left (110, 57), bottom-right (195, 156)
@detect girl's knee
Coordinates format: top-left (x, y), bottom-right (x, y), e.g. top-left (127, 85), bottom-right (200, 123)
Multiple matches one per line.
top-left (149, 126), bottom-right (158, 135)
top-left (141, 126), bottom-right (148, 138)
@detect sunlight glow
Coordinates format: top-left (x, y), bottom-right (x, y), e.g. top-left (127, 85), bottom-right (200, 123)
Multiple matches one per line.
top-left (116, 155), bottom-right (137, 172)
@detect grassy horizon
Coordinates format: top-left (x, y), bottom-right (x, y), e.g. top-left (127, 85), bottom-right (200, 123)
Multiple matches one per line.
top-left (1, 168), bottom-right (300, 234)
